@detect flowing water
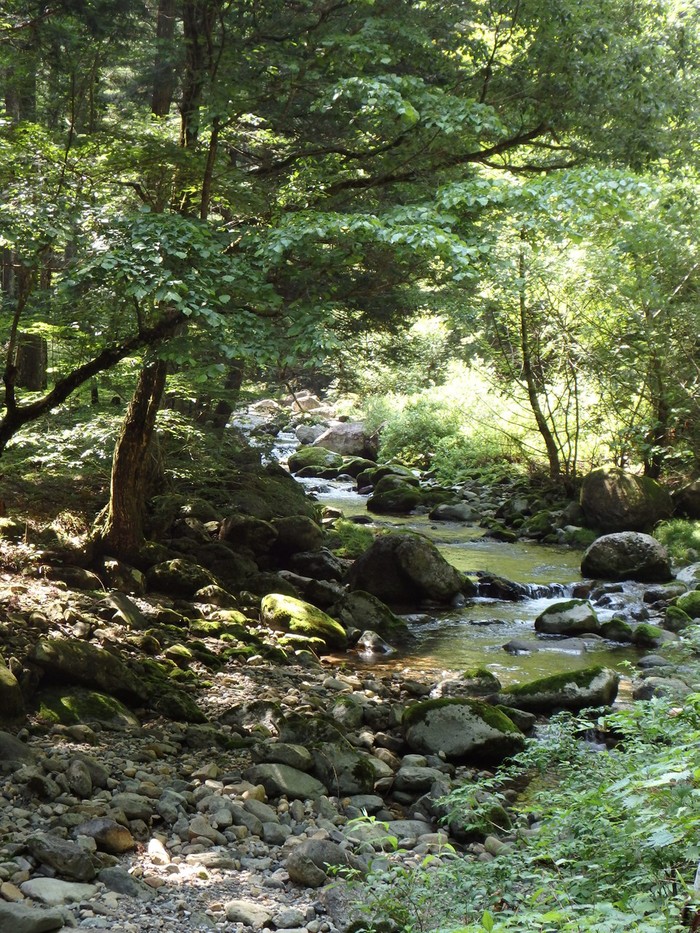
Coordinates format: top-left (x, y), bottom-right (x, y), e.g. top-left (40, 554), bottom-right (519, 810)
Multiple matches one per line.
top-left (300, 476), bottom-right (643, 686)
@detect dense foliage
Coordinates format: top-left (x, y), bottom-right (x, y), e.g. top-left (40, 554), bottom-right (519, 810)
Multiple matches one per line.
top-left (352, 697), bottom-right (700, 933)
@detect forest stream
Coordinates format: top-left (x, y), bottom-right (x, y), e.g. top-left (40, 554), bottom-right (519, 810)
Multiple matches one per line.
top-left (298, 474), bottom-right (644, 686)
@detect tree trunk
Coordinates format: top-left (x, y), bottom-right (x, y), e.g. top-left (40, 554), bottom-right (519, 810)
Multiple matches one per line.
top-left (518, 239), bottom-right (561, 479)
top-left (95, 359), bottom-right (168, 560)
top-left (15, 333), bottom-right (47, 391)
top-left (152, 0), bottom-right (178, 117)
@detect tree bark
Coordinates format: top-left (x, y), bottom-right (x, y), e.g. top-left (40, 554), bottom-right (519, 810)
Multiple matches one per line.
top-left (518, 238), bottom-right (561, 479)
top-left (152, 0), bottom-right (178, 117)
top-left (96, 359), bottom-right (168, 560)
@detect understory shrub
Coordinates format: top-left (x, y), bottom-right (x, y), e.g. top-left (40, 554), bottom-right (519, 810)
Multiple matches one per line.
top-left (654, 519), bottom-right (700, 566)
top-left (352, 697), bottom-right (700, 933)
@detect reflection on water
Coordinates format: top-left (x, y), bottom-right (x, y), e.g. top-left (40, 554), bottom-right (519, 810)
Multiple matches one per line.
top-left (301, 476), bottom-right (642, 682)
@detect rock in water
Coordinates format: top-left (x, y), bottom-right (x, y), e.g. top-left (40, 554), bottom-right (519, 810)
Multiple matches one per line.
top-left (581, 532), bottom-right (672, 582)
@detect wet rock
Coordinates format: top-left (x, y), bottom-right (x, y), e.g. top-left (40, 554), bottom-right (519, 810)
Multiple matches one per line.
top-left (581, 533), bottom-right (672, 583)
top-left (500, 666), bottom-right (619, 714)
top-left (333, 590), bottom-right (409, 639)
top-left (535, 599), bottom-right (600, 636)
top-left (346, 532), bottom-right (470, 607)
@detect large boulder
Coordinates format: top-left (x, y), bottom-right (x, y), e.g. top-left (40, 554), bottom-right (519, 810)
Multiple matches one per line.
top-left (580, 468), bottom-right (672, 532)
top-left (367, 476), bottom-right (424, 514)
top-left (145, 558), bottom-right (219, 596)
top-left (346, 532), bottom-right (471, 607)
top-left (581, 532), bottom-right (672, 582)
top-left (500, 666), bottom-right (619, 714)
top-left (287, 446), bottom-right (344, 476)
top-left (30, 639), bottom-right (147, 702)
top-left (332, 590), bottom-right (409, 639)
top-left (535, 599), bottom-right (601, 636)
top-left (674, 479), bottom-right (700, 519)
top-left (260, 594), bottom-right (348, 649)
top-left (403, 698), bottom-right (525, 764)
top-left (312, 421), bottom-right (377, 459)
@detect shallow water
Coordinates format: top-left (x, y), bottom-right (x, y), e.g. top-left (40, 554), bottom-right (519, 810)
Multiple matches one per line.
top-left (301, 477), bottom-right (643, 684)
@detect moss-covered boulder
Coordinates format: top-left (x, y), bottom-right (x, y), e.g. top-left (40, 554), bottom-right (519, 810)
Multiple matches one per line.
top-left (534, 599), bottom-right (600, 636)
top-left (312, 743), bottom-right (376, 796)
top-left (403, 697), bottom-right (525, 764)
top-left (287, 446), bottom-right (344, 476)
top-left (631, 622), bottom-right (667, 648)
top-left (346, 532), bottom-right (472, 607)
top-left (599, 617), bottom-right (635, 642)
top-left (432, 667), bottom-right (502, 698)
top-left (227, 463), bottom-right (318, 520)
top-left (145, 558), bottom-right (219, 596)
top-left (332, 590), bottom-right (409, 639)
top-left (0, 660), bottom-right (24, 722)
top-left (500, 666), bottom-right (619, 714)
top-left (260, 594), bottom-right (347, 649)
top-left (665, 605), bottom-right (694, 633)
top-left (219, 514), bottom-right (278, 555)
top-left (674, 590), bottom-right (700, 620)
top-left (581, 532), bottom-right (672, 582)
top-left (34, 688), bottom-right (140, 729)
top-left (580, 468), bottom-right (672, 532)
top-left (367, 475), bottom-right (424, 515)
top-left (270, 515), bottom-right (325, 558)
top-left (30, 638), bottom-right (147, 702)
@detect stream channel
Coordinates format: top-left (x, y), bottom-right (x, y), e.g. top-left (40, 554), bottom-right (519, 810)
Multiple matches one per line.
top-left (297, 474), bottom-right (643, 688)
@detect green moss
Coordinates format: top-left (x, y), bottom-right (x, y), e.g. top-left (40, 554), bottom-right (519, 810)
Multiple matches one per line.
top-left (632, 623), bottom-right (664, 647)
top-left (665, 605), bottom-right (693, 633)
top-left (403, 697), bottom-right (520, 734)
top-left (675, 590), bottom-right (700, 620)
top-left (261, 593), bottom-right (348, 649)
top-left (503, 666), bottom-right (607, 698)
top-left (287, 446), bottom-right (344, 473)
top-left (35, 688), bottom-right (138, 728)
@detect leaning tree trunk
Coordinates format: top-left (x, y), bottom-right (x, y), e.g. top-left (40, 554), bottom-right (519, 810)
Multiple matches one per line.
top-left (95, 359), bottom-right (168, 560)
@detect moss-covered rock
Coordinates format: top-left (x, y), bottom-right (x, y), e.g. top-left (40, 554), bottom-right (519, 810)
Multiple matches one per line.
top-left (30, 638), bottom-right (147, 702)
top-left (332, 590), bottom-right (409, 639)
top-left (535, 599), bottom-right (600, 636)
top-left (219, 514), bottom-right (278, 555)
top-left (403, 697), bottom-right (524, 764)
top-left (270, 515), bottom-right (324, 557)
top-left (632, 622), bottom-right (666, 647)
top-left (227, 463), bottom-right (318, 520)
top-left (600, 617), bottom-right (635, 642)
top-left (313, 744), bottom-right (376, 796)
top-left (580, 467), bottom-right (672, 532)
top-left (581, 532), bottom-right (672, 582)
top-left (346, 531), bottom-right (471, 607)
top-left (367, 477), bottom-right (424, 515)
top-left (664, 605), bottom-right (694, 633)
top-left (674, 590), bottom-right (700, 620)
top-left (145, 558), bottom-right (219, 596)
top-left (287, 446), bottom-right (344, 475)
top-left (0, 660), bottom-right (24, 722)
top-left (260, 594), bottom-right (347, 649)
top-left (34, 688), bottom-right (139, 729)
top-left (500, 666), bottom-right (619, 714)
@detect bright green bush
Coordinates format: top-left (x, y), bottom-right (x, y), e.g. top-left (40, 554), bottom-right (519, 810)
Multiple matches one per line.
top-left (378, 397), bottom-right (463, 468)
top-left (654, 519), bottom-right (700, 566)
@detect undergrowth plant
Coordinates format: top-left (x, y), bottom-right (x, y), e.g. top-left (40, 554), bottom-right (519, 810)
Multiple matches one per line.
top-left (654, 520), bottom-right (700, 566)
top-left (353, 698), bottom-right (700, 933)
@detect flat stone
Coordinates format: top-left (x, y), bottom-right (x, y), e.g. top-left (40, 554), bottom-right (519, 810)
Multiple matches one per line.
top-left (252, 742), bottom-right (315, 772)
top-left (225, 898), bottom-right (273, 927)
top-left (98, 866), bottom-right (156, 901)
top-left (110, 792), bottom-right (154, 822)
top-left (0, 901), bottom-right (66, 933)
top-left (244, 763), bottom-right (327, 800)
top-left (20, 877), bottom-right (98, 907)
